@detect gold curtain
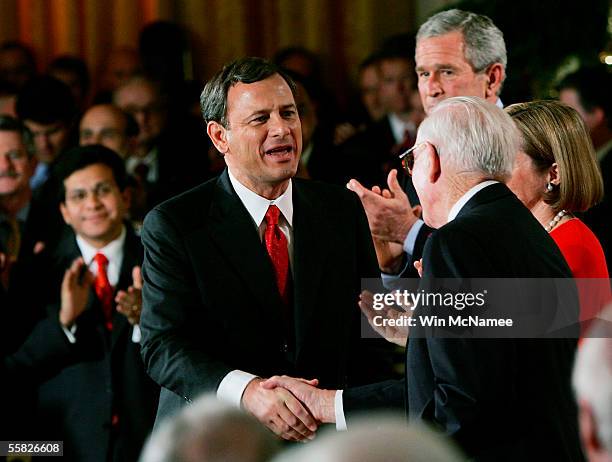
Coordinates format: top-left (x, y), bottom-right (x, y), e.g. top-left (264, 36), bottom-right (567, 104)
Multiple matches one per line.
top-left (0, 0), bottom-right (417, 103)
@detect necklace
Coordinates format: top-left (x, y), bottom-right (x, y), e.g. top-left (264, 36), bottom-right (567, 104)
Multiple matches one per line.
top-left (545, 209), bottom-right (567, 233)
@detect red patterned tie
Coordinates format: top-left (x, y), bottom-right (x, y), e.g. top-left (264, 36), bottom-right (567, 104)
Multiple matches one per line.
top-left (94, 253), bottom-right (114, 330)
top-left (264, 205), bottom-right (290, 304)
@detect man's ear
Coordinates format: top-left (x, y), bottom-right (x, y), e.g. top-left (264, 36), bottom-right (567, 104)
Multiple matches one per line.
top-left (426, 144), bottom-right (441, 183)
top-left (484, 63), bottom-right (504, 100)
top-left (59, 202), bottom-right (71, 226)
top-left (207, 121), bottom-right (229, 155)
top-left (548, 162), bottom-right (560, 186)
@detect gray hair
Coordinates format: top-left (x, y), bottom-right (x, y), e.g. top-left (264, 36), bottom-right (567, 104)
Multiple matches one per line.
top-left (139, 394), bottom-right (279, 462)
top-left (417, 9), bottom-right (507, 91)
top-left (272, 413), bottom-right (463, 462)
top-left (416, 96), bottom-right (518, 180)
top-left (572, 306), bottom-right (612, 453)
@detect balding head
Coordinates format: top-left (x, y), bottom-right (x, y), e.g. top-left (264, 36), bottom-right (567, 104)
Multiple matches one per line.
top-left (79, 104), bottom-right (137, 158)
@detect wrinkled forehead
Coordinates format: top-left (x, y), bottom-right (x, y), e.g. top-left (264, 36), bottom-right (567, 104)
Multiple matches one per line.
top-left (227, 75), bottom-right (296, 114)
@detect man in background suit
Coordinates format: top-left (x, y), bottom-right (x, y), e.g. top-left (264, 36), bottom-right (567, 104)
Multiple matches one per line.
top-left (338, 49), bottom-right (421, 195)
top-left (264, 97), bottom-right (584, 461)
top-left (348, 9), bottom-right (508, 275)
top-left (140, 57), bottom-right (391, 442)
top-left (33, 145), bottom-right (158, 462)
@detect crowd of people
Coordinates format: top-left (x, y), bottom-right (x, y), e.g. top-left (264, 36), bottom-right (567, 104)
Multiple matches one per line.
top-left (1, 7), bottom-right (611, 462)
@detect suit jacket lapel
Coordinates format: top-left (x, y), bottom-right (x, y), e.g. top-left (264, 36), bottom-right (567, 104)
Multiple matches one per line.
top-left (207, 171), bottom-right (285, 330)
top-left (292, 181), bottom-right (331, 358)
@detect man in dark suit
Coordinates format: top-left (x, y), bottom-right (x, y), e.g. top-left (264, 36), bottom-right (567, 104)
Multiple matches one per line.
top-left (113, 75), bottom-right (211, 215)
top-left (338, 49), bottom-right (421, 197)
top-left (264, 96), bottom-right (584, 461)
top-left (347, 9), bottom-right (507, 276)
top-left (139, 57), bottom-right (390, 442)
top-left (30, 145), bottom-right (158, 462)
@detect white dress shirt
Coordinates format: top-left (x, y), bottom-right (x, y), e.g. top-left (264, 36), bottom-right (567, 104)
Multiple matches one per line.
top-left (216, 168), bottom-right (294, 408)
top-left (126, 147), bottom-right (159, 183)
top-left (63, 226), bottom-right (142, 343)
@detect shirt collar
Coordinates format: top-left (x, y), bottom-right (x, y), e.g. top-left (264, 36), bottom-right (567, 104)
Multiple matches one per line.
top-left (227, 168), bottom-right (293, 228)
top-left (76, 225), bottom-right (126, 265)
top-left (447, 180), bottom-right (498, 222)
top-left (388, 113), bottom-right (416, 144)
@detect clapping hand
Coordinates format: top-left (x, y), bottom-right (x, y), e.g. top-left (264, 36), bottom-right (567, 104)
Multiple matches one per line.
top-left (115, 266), bottom-right (142, 325)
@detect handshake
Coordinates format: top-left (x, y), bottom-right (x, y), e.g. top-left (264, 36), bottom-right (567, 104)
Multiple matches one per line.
top-left (241, 375), bottom-right (337, 442)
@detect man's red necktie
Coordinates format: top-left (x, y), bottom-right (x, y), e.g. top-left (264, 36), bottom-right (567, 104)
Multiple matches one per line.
top-left (264, 205), bottom-right (290, 304)
top-left (94, 253), bottom-right (114, 330)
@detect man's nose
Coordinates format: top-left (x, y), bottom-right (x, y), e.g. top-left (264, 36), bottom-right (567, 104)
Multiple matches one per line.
top-left (269, 114), bottom-right (291, 136)
top-left (84, 191), bottom-right (103, 208)
top-left (0, 154), bottom-right (11, 171)
top-left (424, 74), bottom-right (443, 97)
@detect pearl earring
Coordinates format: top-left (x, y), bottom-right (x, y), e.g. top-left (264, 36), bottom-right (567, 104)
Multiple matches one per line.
top-left (546, 183), bottom-right (553, 192)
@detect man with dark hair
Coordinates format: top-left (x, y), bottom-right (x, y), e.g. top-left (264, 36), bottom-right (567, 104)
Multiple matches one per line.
top-left (140, 57), bottom-right (389, 441)
top-left (48, 55), bottom-right (91, 110)
top-left (559, 67), bottom-right (612, 270)
top-left (16, 75), bottom-right (77, 190)
top-left (113, 75), bottom-right (210, 211)
top-left (0, 41), bottom-right (36, 93)
top-left (31, 144), bottom-right (158, 462)
top-left (338, 48), bottom-right (422, 195)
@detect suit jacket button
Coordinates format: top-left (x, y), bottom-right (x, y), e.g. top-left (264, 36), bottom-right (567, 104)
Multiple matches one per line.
top-left (281, 343), bottom-right (288, 353)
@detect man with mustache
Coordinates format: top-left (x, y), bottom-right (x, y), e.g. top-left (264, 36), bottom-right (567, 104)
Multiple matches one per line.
top-left (140, 57), bottom-right (390, 441)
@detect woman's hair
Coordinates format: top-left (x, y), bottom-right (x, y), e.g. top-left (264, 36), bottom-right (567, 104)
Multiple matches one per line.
top-left (506, 100), bottom-right (604, 212)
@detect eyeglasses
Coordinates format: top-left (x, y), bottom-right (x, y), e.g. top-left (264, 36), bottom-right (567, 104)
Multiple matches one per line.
top-left (66, 182), bottom-right (116, 205)
top-left (399, 142), bottom-right (427, 176)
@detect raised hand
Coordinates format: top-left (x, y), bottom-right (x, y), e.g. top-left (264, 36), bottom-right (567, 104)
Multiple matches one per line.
top-left (241, 377), bottom-right (319, 441)
top-left (260, 376), bottom-right (336, 424)
top-left (347, 169), bottom-right (418, 244)
top-left (115, 266), bottom-right (142, 325)
top-left (414, 258), bottom-right (423, 277)
top-left (60, 257), bottom-right (94, 328)
top-left (358, 290), bottom-right (411, 347)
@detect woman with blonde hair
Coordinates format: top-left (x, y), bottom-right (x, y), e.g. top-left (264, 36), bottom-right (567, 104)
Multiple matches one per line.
top-left (506, 100), bottom-right (610, 331)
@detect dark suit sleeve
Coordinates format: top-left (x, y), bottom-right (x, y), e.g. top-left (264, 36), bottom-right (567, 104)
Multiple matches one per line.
top-left (418, 229), bottom-right (521, 449)
top-left (342, 194), bottom-right (406, 414)
top-left (2, 304), bottom-right (77, 385)
top-left (140, 208), bottom-right (233, 402)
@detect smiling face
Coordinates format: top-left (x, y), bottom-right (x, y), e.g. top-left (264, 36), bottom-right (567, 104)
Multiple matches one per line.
top-left (415, 31), bottom-right (492, 114)
top-left (0, 130), bottom-right (34, 197)
top-left (60, 163), bottom-right (128, 248)
top-left (208, 74), bottom-right (302, 198)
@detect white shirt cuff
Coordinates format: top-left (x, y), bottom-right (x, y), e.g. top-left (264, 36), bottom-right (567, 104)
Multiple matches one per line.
top-left (335, 390), bottom-right (347, 431)
top-left (62, 324), bottom-right (77, 344)
top-left (132, 324), bottom-right (142, 343)
top-left (217, 370), bottom-right (258, 408)
top-left (403, 218), bottom-right (424, 257)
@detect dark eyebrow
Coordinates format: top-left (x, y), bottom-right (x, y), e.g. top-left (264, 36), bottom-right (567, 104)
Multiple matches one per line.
top-left (416, 63), bottom-right (458, 72)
